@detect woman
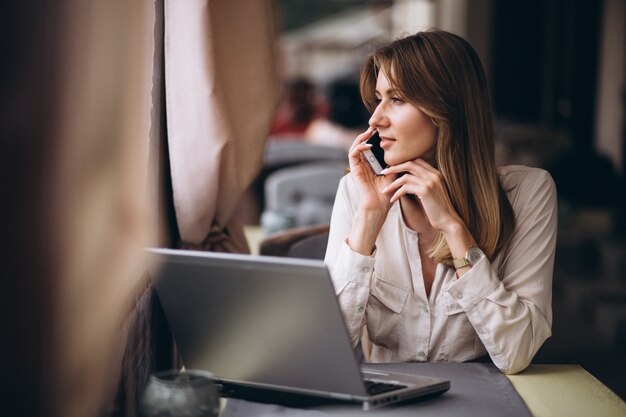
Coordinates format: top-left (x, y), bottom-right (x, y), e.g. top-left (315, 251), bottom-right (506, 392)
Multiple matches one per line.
top-left (324, 30), bottom-right (557, 375)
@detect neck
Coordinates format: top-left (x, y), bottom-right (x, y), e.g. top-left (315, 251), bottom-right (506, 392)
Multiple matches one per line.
top-left (400, 195), bottom-right (433, 237)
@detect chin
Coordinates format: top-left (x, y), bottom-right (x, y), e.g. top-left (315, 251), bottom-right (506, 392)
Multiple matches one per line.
top-left (387, 151), bottom-right (435, 167)
top-left (384, 152), bottom-right (403, 166)
top-left (384, 157), bottom-right (398, 167)
top-left (386, 154), bottom-right (416, 166)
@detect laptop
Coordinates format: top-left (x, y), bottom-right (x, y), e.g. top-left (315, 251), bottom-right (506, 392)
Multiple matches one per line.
top-left (148, 248), bottom-right (450, 410)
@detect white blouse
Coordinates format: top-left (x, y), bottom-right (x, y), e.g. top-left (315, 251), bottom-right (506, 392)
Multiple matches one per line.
top-left (324, 165), bottom-right (557, 374)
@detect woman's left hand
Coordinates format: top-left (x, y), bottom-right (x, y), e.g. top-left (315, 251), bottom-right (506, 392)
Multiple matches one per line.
top-left (381, 158), bottom-right (463, 233)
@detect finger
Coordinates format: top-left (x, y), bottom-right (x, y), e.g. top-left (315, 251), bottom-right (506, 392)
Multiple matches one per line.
top-left (381, 174), bottom-right (408, 195)
top-left (359, 152), bottom-right (373, 168)
top-left (350, 128), bottom-right (375, 150)
top-left (349, 131), bottom-right (372, 153)
top-left (381, 160), bottom-right (423, 177)
top-left (383, 170), bottom-right (432, 202)
top-left (385, 161), bottom-right (439, 184)
top-left (349, 147), bottom-right (379, 175)
top-left (348, 148), bottom-right (364, 171)
top-left (389, 184), bottom-right (417, 204)
top-left (349, 132), bottom-right (375, 169)
top-left (349, 142), bottom-right (374, 163)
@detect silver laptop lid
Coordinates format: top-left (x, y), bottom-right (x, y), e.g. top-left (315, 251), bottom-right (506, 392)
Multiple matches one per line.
top-left (148, 248), bottom-right (368, 397)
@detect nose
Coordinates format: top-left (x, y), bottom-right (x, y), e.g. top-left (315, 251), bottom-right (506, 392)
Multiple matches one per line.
top-left (368, 102), bottom-right (389, 130)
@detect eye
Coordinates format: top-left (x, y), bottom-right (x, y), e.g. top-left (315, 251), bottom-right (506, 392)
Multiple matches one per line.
top-left (391, 97), bottom-right (403, 103)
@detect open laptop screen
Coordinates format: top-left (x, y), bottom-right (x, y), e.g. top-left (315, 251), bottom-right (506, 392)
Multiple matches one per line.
top-left (148, 248), bottom-right (367, 396)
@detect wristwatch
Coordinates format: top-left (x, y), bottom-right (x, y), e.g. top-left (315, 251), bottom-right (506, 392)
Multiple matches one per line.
top-left (452, 247), bottom-right (484, 270)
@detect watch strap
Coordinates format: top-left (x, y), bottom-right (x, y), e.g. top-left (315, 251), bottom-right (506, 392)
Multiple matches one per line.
top-left (452, 256), bottom-right (470, 269)
top-left (453, 246), bottom-right (483, 270)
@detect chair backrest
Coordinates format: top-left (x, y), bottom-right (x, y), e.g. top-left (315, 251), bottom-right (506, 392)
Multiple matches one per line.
top-left (263, 161), bottom-right (346, 229)
top-left (259, 224), bottom-right (330, 258)
top-left (263, 139), bottom-right (348, 170)
top-left (287, 231), bottom-right (330, 260)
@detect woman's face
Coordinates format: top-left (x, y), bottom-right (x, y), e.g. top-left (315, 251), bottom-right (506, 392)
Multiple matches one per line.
top-left (368, 69), bottom-right (437, 166)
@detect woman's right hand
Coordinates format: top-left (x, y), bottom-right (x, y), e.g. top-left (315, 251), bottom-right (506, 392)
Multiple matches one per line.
top-left (346, 129), bottom-right (395, 255)
top-left (349, 129), bottom-right (395, 212)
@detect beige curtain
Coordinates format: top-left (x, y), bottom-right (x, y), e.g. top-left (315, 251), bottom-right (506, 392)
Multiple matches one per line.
top-left (1, 1), bottom-right (155, 416)
top-left (0, 0), bottom-right (156, 417)
top-left (164, 0), bottom-right (279, 252)
top-left (49, 1), bottom-right (156, 417)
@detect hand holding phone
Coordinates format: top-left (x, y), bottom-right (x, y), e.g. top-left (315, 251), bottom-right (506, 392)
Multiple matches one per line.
top-left (362, 131), bottom-right (388, 175)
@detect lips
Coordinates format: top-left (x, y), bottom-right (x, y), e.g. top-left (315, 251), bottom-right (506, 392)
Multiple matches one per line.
top-left (379, 136), bottom-right (395, 149)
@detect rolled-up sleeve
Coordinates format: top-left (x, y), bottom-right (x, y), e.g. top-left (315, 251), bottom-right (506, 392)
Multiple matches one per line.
top-left (445, 169), bottom-right (557, 374)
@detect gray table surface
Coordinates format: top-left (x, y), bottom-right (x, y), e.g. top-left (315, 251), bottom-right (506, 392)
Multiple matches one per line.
top-left (219, 362), bottom-right (532, 417)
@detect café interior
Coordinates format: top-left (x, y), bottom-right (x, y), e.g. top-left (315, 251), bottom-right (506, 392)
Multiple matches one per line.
top-left (2, 0), bottom-right (625, 416)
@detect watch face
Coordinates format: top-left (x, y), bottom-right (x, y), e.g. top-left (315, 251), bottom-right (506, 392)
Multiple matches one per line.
top-left (467, 247), bottom-right (484, 266)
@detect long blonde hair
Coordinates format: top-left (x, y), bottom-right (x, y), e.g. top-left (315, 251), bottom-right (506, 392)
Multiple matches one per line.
top-left (360, 30), bottom-right (515, 265)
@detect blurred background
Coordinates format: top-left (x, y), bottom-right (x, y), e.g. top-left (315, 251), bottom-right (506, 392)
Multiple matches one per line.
top-left (251, 0), bottom-right (626, 400)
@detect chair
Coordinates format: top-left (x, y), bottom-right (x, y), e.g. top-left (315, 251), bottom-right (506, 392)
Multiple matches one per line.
top-left (259, 224), bottom-right (330, 259)
top-left (287, 230), bottom-right (330, 259)
top-left (263, 138), bottom-right (348, 169)
top-left (261, 161), bottom-right (346, 233)
top-left (240, 140), bottom-right (348, 225)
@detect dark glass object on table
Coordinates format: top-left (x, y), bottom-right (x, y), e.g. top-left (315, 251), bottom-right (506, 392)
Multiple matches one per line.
top-left (139, 369), bottom-right (219, 417)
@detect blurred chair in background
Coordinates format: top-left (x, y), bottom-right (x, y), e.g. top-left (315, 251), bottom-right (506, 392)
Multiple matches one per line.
top-left (239, 140), bottom-right (347, 225)
top-left (259, 223), bottom-right (330, 259)
top-left (261, 161), bottom-right (346, 234)
top-left (264, 138), bottom-right (348, 168)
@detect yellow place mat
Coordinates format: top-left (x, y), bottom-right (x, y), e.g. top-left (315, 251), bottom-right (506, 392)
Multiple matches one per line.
top-left (507, 364), bottom-right (626, 417)
top-left (243, 225), bottom-right (264, 255)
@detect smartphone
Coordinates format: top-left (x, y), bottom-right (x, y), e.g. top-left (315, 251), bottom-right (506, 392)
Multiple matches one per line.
top-left (362, 131), bottom-right (388, 175)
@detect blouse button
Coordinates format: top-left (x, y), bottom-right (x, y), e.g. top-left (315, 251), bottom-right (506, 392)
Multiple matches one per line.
top-left (362, 267), bottom-right (370, 272)
top-left (418, 351), bottom-right (426, 358)
top-left (358, 306), bottom-right (364, 313)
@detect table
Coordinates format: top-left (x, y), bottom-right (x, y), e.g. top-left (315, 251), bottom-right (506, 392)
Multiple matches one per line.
top-left (244, 225), bottom-right (264, 255)
top-left (219, 363), bottom-right (626, 417)
top-left (508, 364), bottom-right (626, 417)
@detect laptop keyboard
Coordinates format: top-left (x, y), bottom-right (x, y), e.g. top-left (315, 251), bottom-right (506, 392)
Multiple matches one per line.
top-left (364, 380), bottom-right (407, 396)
